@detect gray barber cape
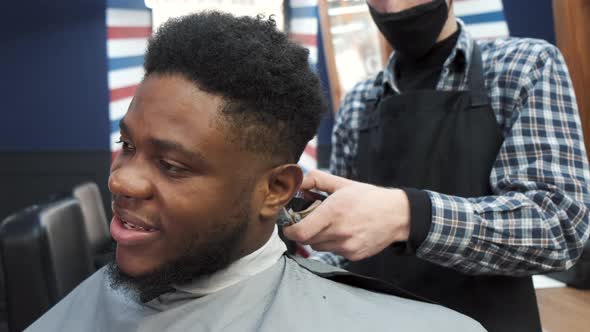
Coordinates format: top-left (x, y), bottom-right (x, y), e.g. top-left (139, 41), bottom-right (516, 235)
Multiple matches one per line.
top-left (26, 255), bottom-right (485, 331)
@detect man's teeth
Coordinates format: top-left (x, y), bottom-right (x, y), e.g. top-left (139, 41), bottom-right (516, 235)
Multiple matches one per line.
top-left (122, 220), bottom-right (156, 232)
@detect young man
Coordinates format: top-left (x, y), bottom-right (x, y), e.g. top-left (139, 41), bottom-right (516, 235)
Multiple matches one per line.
top-left (284, 0), bottom-right (590, 331)
top-left (26, 11), bottom-right (483, 332)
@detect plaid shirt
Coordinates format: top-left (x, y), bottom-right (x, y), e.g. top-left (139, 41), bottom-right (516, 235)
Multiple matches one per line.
top-left (314, 22), bottom-right (590, 275)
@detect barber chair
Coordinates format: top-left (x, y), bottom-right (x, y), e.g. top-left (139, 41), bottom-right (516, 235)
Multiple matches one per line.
top-left (548, 240), bottom-right (590, 289)
top-left (72, 182), bottom-right (112, 262)
top-left (0, 198), bottom-right (94, 332)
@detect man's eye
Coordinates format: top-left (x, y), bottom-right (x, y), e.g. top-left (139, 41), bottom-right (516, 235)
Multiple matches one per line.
top-left (116, 139), bottom-right (135, 152)
top-left (159, 160), bottom-right (185, 175)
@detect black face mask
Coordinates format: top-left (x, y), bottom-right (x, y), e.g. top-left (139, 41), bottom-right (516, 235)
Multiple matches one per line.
top-left (369, 0), bottom-right (449, 59)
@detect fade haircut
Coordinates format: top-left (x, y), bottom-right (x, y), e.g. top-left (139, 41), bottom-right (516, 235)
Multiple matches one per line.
top-left (144, 11), bottom-right (326, 163)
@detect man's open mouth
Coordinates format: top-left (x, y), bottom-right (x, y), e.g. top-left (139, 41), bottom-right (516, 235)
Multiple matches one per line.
top-left (110, 206), bottom-right (162, 246)
top-left (121, 218), bottom-right (158, 232)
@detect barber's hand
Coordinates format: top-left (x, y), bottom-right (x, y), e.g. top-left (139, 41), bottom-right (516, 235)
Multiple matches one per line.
top-left (283, 170), bottom-right (411, 261)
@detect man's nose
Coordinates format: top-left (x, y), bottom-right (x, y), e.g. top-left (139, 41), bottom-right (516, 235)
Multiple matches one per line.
top-left (108, 162), bottom-right (153, 200)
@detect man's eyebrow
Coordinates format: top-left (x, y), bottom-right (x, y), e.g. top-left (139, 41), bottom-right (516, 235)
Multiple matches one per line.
top-left (149, 138), bottom-right (209, 166)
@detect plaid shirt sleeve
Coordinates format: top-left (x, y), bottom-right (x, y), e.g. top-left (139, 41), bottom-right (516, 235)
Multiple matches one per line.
top-left (418, 42), bottom-right (590, 275)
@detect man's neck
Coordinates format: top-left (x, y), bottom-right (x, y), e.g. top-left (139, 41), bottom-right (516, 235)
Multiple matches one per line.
top-left (172, 226), bottom-right (287, 297)
top-left (235, 224), bottom-right (276, 261)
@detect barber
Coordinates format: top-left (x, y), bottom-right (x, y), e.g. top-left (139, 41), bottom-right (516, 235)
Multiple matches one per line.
top-left (284, 0), bottom-right (590, 331)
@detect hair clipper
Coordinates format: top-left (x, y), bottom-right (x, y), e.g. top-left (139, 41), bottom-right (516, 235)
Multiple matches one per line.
top-left (278, 190), bottom-right (327, 227)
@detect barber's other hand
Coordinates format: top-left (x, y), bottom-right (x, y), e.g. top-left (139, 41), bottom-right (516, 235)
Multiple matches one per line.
top-left (283, 170), bottom-right (411, 261)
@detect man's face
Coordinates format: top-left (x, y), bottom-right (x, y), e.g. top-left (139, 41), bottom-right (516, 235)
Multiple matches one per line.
top-left (367, 0), bottom-right (439, 13)
top-left (108, 73), bottom-right (265, 289)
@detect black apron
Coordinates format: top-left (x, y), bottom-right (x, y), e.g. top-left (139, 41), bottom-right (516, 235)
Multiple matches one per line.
top-left (350, 44), bottom-right (542, 332)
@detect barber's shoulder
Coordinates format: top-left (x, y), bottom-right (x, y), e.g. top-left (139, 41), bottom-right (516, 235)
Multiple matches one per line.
top-left (334, 75), bottom-right (380, 131)
top-left (480, 37), bottom-right (562, 74)
top-left (339, 76), bottom-right (379, 111)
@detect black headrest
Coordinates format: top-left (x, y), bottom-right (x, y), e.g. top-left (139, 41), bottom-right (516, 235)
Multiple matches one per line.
top-left (0, 198), bottom-right (94, 332)
top-left (72, 182), bottom-right (111, 254)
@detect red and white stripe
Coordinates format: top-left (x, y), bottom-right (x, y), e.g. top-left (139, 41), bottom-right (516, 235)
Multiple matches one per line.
top-left (107, 5), bottom-right (152, 151)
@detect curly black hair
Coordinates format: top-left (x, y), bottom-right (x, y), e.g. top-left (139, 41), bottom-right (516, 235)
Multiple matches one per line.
top-left (144, 11), bottom-right (326, 163)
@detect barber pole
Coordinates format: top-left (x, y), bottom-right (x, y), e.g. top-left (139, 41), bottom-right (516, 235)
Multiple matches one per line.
top-left (107, 0), bottom-right (152, 158)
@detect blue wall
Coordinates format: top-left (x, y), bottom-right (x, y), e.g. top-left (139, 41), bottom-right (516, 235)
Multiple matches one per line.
top-left (502, 0), bottom-right (556, 45)
top-left (0, 1), bottom-right (110, 151)
top-left (316, 18), bottom-right (335, 168)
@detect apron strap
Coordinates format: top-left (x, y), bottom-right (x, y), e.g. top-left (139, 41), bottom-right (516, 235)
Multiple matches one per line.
top-left (365, 71), bottom-right (385, 111)
top-left (466, 43), bottom-right (489, 107)
top-left (360, 71), bottom-right (385, 128)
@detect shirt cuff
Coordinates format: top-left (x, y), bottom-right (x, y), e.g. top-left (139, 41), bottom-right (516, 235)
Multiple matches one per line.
top-left (402, 188), bottom-right (433, 252)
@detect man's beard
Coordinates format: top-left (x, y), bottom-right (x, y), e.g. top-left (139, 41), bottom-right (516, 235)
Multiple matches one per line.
top-left (106, 212), bottom-right (249, 303)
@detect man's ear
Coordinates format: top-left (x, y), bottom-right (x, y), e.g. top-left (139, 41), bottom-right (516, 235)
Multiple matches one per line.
top-left (259, 164), bottom-right (303, 221)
